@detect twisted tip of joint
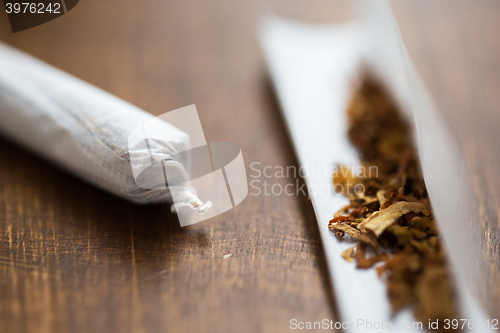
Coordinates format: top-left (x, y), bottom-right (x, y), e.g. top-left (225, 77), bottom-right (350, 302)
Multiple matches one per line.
top-left (170, 200), bottom-right (213, 215)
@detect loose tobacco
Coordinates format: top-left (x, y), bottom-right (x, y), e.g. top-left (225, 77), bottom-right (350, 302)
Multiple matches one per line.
top-left (329, 78), bottom-right (459, 329)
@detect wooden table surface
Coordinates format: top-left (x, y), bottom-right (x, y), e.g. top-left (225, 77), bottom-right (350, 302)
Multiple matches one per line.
top-left (0, 1), bottom-right (499, 332)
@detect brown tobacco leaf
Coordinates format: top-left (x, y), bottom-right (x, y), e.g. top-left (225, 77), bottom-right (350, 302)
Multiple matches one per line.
top-left (329, 215), bottom-right (354, 224)
top-left (329, 223), bottom-right (362, 239)
top-left (329, 77), bottom-right (459, 325)
top-left (380, 191), bottom-right (399, 210)
top-left (414, 265), bottom-right (459, 326)
top-left (357, 252), bottom-right (389, 269)
top-left (333, 165), bottom-right (357, 194)
top-left (355, 242), bottom-right (367, 263)
top-left (358, 231), bottom-right (379, 253)
top-left (354, 242), bottom-right (389, 269)
top-left (378, 252), bottom-right (422, 313)
top-left (376, 190), bottom-right (387, 206)
top-left (386, 225), bottom-right (413, 246)
top-left (358, 201), bottom-right (425, 236)
top-left (341, 246), bottom-right (356, 262)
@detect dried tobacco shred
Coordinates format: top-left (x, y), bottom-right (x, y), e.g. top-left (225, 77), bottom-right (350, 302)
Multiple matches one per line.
top-left (329, 78), bottom-right (459, 329)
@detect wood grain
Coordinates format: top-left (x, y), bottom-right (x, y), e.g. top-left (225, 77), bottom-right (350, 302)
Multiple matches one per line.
top-left (0, 0), bottom-right (499, 332)
top-left (0, 1), bottom-right (341, 332)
